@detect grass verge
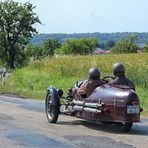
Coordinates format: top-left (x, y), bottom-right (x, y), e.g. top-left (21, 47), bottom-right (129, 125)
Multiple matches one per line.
top-left (0, 53), bottom-right (148, 116)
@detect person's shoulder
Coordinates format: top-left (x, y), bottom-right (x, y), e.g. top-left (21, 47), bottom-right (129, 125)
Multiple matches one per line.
top-left (95, 79), bottom-right (107, 85)
top-left (100, 79), bottom-right (107, 84)
top-left (126, 77), bottom-right (134, 84)
top-left (81, 80), bottom-right (89, 85)
top-left (83, 80), bottom-right (89, 83)
top-left (108, 78), bottom-right (116, 84)
top-left (80, 80), bottom-right (89, 86)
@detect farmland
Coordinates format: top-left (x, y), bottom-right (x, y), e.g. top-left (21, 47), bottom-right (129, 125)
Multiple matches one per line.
top-left (0, 53), bottom-right (148, 115)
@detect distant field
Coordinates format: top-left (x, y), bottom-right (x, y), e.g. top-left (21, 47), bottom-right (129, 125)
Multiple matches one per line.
top-left (0, 53), bottom-right (148, 115)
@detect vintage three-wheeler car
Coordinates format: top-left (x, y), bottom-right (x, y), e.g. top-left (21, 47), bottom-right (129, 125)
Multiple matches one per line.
top-left (45, 76), bottom-right (143, 132)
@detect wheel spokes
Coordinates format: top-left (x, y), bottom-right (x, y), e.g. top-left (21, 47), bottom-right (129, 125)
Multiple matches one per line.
top-left (46, 94), bottom-right (55, 118)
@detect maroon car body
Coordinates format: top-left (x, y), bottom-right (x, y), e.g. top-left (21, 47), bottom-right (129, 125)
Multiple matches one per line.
top-left (45, 79), bottom-right (143, 132)
top-left (74, 84), bottom-right (140, 123)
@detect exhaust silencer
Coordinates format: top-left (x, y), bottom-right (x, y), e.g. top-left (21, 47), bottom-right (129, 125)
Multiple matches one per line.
top-left (73, 105), bottom-right (101, 113)
top-left (72, 100), bottom-right (102, 113)
top-left (73, 100), bottom-right (102, 108)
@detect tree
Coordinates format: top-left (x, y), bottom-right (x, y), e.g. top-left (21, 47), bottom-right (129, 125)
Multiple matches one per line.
top-left (43, 39), bottom-right (61, 56)
top-left (14, 45), bottom-right (29, 68)
top-left (111, 34), bottom-right (138, 53)
top-left (55, 38), bottom-right (99, 55)
top-left (0, 0), bottom-right (40, 68)
top-left (25, 44), bottom-right (43, 60)
top-left (105, 40), bottom-right (115, 49)
top-left (99, 43), bottom-right (105, 49)
top-left (143, 43), bottom-right (148, 52)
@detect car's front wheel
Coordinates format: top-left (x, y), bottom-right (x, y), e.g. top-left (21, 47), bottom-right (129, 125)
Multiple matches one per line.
top-left (45, 92), bottom-right (59, 123)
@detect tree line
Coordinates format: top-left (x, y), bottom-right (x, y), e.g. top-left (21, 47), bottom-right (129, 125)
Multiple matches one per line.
top-left (25, 38), bottom-right (99, 60)
top-left (0, 0), bottom-right (148, 69)
top-left (26, 33), bottom-right (148, 60)
top-left (31, 32), bottom-right (148, 46)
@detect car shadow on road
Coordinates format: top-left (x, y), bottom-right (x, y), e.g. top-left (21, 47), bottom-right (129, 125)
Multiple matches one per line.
top-left (57, 118), bottom-right (148, 135)
top-left (84, 120), bottom-right (148, 135)
top-left (129, 124), bottom-right (148, 136)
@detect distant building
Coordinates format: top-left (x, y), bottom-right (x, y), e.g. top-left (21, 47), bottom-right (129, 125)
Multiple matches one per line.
top-left (94, 48), bottom-right (111, 54)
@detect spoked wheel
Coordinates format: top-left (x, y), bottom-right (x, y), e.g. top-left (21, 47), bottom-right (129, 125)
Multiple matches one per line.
top-left (45, 92), bottom-right (59, 123)
top-left (116, 122), bottom-right (133, 132)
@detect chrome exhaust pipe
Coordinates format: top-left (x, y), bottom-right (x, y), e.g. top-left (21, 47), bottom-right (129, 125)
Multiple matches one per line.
top-left (73, 105), bottom-right (101, 113)
top-left (73, 100), bottom-right (102, 108)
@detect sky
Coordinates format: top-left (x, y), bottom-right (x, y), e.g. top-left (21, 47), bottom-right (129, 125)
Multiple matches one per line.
top-left (11, 0), bottom-right (148, 33)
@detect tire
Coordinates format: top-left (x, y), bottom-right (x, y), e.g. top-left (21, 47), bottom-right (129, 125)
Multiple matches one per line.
top-left (45, 92), bottom-right (59, 123)
top-left (116, 122), bottom-right (133, 132)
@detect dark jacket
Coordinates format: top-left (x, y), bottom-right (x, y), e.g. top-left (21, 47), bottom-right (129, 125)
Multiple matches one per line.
top-left (77, 79), bottom-right (106, 97)
top-left (108, 75), bottom-right (135, 91)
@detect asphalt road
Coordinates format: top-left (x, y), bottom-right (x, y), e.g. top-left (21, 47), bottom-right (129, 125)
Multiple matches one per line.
top-left (0, 95), bottom-right (148, 148)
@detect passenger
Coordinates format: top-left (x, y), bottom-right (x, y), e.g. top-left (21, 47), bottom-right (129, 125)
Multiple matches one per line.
top-left (76, 68), bottom-right (106, 98)
top-left (109, 63), bottom-right (135, 91)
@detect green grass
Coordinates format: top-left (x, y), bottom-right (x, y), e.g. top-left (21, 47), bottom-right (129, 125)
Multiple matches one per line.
top-left (0, 53), bottom-right (148, 116)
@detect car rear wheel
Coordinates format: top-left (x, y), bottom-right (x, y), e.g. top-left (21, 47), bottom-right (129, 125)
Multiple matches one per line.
top-left (45, 92), bottom-right (59, 123)
top-left (116, 122), bottom-right (133, 132)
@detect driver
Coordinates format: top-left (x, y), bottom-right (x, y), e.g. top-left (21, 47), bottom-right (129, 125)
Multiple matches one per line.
top-left (108, 63), bottom-right (135, 91)
top-left (76, 68), bottom-right (106, 98)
